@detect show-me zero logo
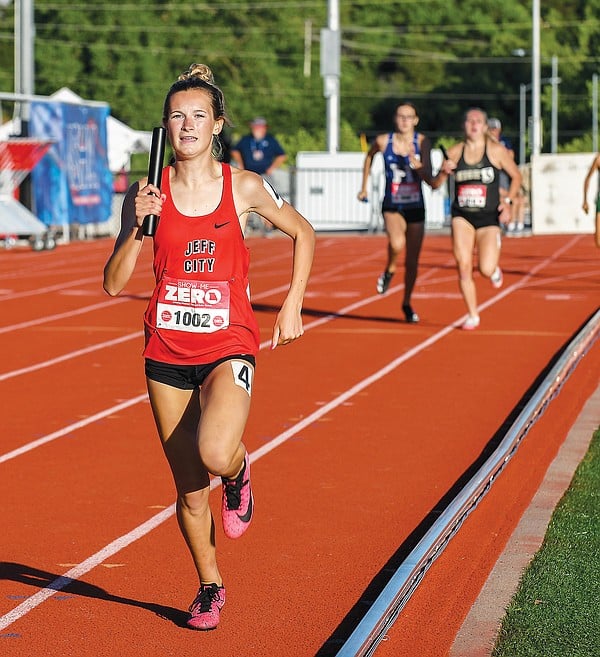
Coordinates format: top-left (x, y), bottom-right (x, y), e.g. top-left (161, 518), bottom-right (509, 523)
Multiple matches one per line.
top-left (156, 277), bottom-right (230, 333)
top-left (164, 284), bottom-right (222, 305)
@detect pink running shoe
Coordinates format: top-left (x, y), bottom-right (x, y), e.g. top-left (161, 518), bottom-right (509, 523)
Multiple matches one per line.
top-left (221, 453), bottom-right (253, 539)
top-left (187, 583), bottom-right (225, 631)
top-left (490, 266), bottom-right (503, 289)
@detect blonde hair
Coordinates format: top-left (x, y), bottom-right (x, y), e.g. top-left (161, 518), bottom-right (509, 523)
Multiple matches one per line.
top-left (163, 63), bottom-right (230, 160)
top-left (177, 63), bottom-right (216, 85)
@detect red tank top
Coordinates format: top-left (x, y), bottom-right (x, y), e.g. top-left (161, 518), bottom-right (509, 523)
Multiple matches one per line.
top-left (143, 163), bottom-right (260, 364)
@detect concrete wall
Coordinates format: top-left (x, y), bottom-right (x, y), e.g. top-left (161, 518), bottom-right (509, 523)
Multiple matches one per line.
top-left (531, 153), bottom-right (598, 235)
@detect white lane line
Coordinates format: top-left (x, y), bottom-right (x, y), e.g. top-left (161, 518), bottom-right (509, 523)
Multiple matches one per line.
top-left (0, 275), bottom-right (104, 301)
top-left (0, 257), bottom-right (402, 457)
top-left (0, 506), bottom-right (176, 631)
top-left (0, 297), bottom-right (132, 335)
top-left (257, 266), bottom-right (443, 349)
top-left (0, 269), bottom-right (433, 461)
top-left (0, 394), bottom-right (148, 465)
top-left (2, 237), bottom-right (577, 460)
top-left (0, 332), bottom-right (142, 383)
top-left (0, 319), bottom-right (458, 631)
top-left (0, 251), bottom-right (385, 380)
top-left (0, 236), bottom-right (583, 630)
top-left (0, 241), bottom-right (376, 333)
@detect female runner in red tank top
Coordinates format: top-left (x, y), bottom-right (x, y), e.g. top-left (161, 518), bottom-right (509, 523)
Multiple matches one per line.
top-left (103, 63), bottom-right (315, 630)
top-left (436, 108), bottom-right (521, 330)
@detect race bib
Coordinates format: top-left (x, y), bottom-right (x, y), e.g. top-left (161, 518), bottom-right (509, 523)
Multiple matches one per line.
top-left (156, 277), bottom-right (230, 333)
top-left (391, 181), bottom-right (421, 204)
top-left (457, 184), bottom-right (487, 208)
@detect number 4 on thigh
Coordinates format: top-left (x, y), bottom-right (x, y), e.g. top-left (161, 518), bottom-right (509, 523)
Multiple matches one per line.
top-left (231, 360), bottom-right (253, 395)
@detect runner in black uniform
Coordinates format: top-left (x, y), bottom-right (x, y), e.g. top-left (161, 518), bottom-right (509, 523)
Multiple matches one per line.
top-left (436, 108), bottom-right (522, 329)
top-left (451, 146), bottom-right (501, 230)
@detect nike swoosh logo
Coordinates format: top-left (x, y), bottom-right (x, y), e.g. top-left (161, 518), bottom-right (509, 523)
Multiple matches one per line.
top-left (237, 492), bottom-right (254, 523)
top-left (214, 221), bottom-right (230, 229)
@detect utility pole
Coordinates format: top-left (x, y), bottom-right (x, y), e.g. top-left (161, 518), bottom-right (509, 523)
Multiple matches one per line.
top-left (320, 0), bottom-right (340, 153)
top-left (14, 0), bottom-right (35, 130)
top-left (519, 83), bottom-right (527, 165)
top-left (14, 0), bottom-right (35, 210)
top-left (531, 0), bottom-right (541, 156)
top-left (593, 74), bottom-right (598, 153)
top-left (550, 55), bottom-right (559, 153)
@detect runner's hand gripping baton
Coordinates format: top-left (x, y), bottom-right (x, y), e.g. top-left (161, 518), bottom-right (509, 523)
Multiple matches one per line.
top-left (142, 126), bottom-right (166, 237)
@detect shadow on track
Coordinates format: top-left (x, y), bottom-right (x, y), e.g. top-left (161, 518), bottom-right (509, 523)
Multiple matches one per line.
top-left (0, 562), bottom-right (189, 629)
top-left (252, 302), bottom-right (408, 325)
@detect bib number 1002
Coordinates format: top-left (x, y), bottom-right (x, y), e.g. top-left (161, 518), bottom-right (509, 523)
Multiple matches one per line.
top-left (156, 278), bottom-right (230, 333)
top-left (156, 303), bottom-right (228, 333)
top-left (174, 310), bottom-right (211, 328)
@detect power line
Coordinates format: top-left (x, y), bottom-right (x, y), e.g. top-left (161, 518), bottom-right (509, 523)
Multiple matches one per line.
top-left (35, 0), bottom-right (437, 9)
top-left (3, 34), bottom-right (595, 68)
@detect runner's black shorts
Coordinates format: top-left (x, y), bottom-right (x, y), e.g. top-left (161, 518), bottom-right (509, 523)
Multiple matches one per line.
top-left (451, 208), bottom-right (499, 230)
top-left (381, 206), bottom-right (425, 224)
top-left (145, 354), bottom-right (256, 390)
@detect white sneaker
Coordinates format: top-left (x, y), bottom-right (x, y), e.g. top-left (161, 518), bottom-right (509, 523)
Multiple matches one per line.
top-left (491, 266), bottom-right (503, 289)
top-left (461, 315), bottom-right (480, 330)
top-left (376, 271), bottom-right (394, 294)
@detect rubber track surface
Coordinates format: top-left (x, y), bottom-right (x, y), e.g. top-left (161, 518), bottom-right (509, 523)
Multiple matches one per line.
top-left (0, 232), bottom-right (598, 657)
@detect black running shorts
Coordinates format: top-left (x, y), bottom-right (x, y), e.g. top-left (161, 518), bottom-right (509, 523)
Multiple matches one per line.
top-left (145, 355), bottom-right (256, 390)
top-left (381, 206), bottom-right (426, 224)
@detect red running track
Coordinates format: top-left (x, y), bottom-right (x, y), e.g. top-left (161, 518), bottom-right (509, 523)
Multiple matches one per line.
top-left (0, 231), bottom-right (598, 657)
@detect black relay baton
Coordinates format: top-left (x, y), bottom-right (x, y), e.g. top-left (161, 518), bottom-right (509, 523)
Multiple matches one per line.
top-left (142, 126), bottom-right (167, 237)
top-left (439, 143), bottom-right (449, 161)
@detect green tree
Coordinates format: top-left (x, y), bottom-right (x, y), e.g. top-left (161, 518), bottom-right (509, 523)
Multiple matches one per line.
top-left (1, 0), bottom-right (599, 160)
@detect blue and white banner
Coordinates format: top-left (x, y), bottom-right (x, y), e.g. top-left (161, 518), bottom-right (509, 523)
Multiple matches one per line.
top-left (30, 101), bottom-right (113, 226)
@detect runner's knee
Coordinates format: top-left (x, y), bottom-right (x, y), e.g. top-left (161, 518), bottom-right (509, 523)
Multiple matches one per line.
top-left (200, 443), bottom-right (241, 477)
top-left (389, 236), bottom-right (405, 254)
top-left (179, 488), bottom-right (210, 516)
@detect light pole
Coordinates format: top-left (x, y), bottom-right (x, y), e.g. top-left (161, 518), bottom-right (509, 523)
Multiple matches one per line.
top-left (593, 74), bottom-right (598, 153)
top-left (320, 0), bottom-right (340, 153)
top-left (14, 0), bottom-right (35, 129)
top-left (519, 83), bottom-right (528, 165)
top-left (518, 70), bottom-right (561, 164)
top-left (550, 55), bottom-right (559, 153)
top-left (531, 0), bottom-right (541, 157)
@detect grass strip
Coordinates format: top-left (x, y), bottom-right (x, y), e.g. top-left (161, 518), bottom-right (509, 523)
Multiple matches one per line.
top-left (492, 429), bottom-right (600, 657)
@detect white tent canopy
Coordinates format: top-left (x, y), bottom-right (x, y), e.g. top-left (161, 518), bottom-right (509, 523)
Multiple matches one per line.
top-left (0, 87), bottom-right (152, 172)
